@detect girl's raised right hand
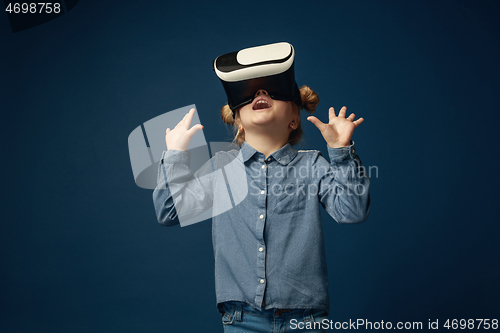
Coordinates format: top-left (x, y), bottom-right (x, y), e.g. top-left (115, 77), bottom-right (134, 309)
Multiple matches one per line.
top-left (165, 108), bottom-right (204, 151)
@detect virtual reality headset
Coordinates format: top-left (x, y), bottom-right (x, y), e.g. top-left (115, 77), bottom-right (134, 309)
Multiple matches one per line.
top-left (213, 42), bottom-right (302, 114)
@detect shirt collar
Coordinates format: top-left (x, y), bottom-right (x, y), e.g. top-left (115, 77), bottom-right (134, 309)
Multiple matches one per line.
top-left (240, 142), bottom-right (298, 165)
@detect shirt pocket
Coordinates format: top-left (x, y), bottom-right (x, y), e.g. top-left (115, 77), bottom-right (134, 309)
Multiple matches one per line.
top-left (274, 181), bottom-right (307, 214)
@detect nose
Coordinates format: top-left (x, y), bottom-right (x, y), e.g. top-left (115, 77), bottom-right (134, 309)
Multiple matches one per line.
top-left (254, 90), bottom-right (269, 97)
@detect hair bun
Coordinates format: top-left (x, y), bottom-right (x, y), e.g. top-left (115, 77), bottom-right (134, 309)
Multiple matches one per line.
top-left (220, 104), bottom-right (235, 125)
top-left (299, 85), bottom-right (319, 114)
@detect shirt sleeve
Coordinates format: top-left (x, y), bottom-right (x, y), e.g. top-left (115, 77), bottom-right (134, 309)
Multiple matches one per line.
top-left (152, 149), bottom-right (215, 226)
top-left (316, 140), bottom-right (371, 224)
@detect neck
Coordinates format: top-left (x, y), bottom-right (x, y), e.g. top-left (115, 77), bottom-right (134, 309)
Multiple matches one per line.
top-left (244, 129), bottom-right (290, 158)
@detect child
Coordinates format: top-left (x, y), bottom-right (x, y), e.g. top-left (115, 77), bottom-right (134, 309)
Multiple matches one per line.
top-left (153, 42), bottom-right (370, 333)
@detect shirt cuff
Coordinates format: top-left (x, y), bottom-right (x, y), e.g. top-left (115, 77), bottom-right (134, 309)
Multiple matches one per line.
top-left (160, 150), bottom-right (190, 165)
top-left (327, 140), bottom-right (357, 162)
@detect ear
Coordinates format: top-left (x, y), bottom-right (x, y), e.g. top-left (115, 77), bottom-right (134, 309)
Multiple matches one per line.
top-left (289, 115), bottom-right (300, 130)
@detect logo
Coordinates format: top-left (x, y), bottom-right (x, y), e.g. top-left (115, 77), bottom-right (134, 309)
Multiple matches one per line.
top-left (128, 105), bottom-right (248, 226)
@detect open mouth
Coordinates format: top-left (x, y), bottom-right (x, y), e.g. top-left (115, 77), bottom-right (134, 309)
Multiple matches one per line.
top-left (252, 98), bottom-right (272, 110)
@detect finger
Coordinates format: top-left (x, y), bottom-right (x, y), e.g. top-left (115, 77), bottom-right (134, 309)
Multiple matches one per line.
top-left (353, 117), bottom-right (364, 127)
top-left (166, 128), bottom-right (170, 134)
top-left (328, 107), bottom-right (335, 122)
top-left (186, 123), bottom-right (204, 137)
top-left (175, 114), bottom-right (188, 129)
top-left (307, 116), bottom-right (325, 130)
top-left (338, 106), bottom-right (347, 118)
top-left (347, 113), bottom-right (355, 121)
top-left (179, 109), bottom-right (190, 123)
top-left (182, 108), bottom-right (196, 129)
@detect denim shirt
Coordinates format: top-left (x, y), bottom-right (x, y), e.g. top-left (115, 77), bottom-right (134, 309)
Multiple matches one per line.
top-left (152, 141), bottom-right (370, 315)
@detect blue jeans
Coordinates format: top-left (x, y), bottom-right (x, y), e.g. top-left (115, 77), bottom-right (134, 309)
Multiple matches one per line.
top-left (220, 301), bottom-right (329, 333)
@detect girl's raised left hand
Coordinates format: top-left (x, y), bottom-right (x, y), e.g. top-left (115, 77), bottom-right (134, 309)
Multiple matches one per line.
top-left (307, 106), bottom-right (364, 148)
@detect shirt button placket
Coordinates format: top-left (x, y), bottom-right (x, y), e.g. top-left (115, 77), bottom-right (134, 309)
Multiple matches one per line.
top-left (255, 159), bottom-right (268, 308)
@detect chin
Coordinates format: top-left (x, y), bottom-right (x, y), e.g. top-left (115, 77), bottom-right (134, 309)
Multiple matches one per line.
top-left (250, 111), bottom-right (276, 123)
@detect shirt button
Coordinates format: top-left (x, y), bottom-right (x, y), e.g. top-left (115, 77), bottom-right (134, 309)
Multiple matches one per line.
top-left (261, 165), bottom-right (266, 169)
top-left (260, 279), bottom-right (265, 284)
top-left (259, 214), bottom-right (264, 219)
top-left (259, 247), bottom-right (264, 252)
top-left (260, 190), bottom-right (265, 195)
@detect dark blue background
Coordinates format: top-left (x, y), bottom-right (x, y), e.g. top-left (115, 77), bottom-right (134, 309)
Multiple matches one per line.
top-left (1, 1), bottom-right (499, 332)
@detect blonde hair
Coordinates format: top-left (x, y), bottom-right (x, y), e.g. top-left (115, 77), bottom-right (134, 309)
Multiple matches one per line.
top-left (220, 85), bottom-right (319, 146)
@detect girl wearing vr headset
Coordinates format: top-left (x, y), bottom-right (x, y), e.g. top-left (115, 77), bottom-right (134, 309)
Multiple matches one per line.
top-left (154, 42), bottom-right (370, 332)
